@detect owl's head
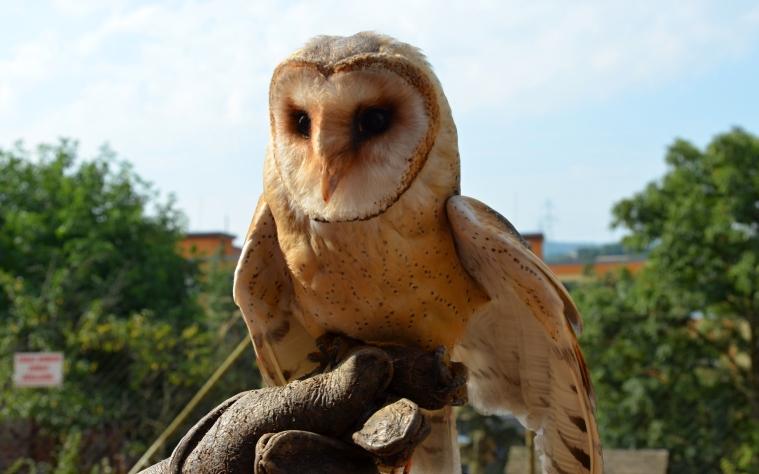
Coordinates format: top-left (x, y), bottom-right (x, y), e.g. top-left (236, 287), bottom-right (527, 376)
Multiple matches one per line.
top-left (268, 32), bottom-right (455, 223)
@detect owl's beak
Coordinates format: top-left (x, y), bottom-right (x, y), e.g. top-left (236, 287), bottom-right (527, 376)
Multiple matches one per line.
top-left (314, 121), bottom-right (352, 203)
top-left (320, 168), bottom-right (339, 203)
top-left (320, 160), bottom-right (349, 203)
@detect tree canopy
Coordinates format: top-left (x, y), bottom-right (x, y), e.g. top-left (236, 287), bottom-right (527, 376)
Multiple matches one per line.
top-left (4, 129), bottom-right (758, 472)
top-left (575, 128), bottom-right (759, 473)
top-left (0, 140), bottom-right (256, 472)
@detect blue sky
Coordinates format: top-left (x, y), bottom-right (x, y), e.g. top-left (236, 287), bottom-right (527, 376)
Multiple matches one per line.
top-left (2, 1), bottom-right (758, 243)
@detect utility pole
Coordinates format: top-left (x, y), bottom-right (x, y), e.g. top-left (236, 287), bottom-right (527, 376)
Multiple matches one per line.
top-left (538, 199), bottom-right (555, 240)
top-left (526, 430), bottom-right (536, 474)
top-left (471, 430), bottom-right (483, 474)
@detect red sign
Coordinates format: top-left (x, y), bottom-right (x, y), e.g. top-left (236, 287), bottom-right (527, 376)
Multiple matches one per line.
top-left (13, 352), bottom-right (64, 388)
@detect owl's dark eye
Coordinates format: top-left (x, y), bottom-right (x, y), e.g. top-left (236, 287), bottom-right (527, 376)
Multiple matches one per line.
top-left (293, 110), bottom-right (311, 138)
top-left (355, 107), bottom-right (392, 141)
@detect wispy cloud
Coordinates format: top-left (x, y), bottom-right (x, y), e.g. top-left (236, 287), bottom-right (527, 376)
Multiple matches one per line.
top-left (1, 0), bottom-right (758, 239)
top-left (5, 1), bottom-right (757, 136)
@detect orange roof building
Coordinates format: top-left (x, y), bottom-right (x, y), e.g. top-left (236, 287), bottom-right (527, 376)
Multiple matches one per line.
top-left (522, 232), bottom-right (645, 284)
top-left (548, 255), bottom-right (645, 283)
top-left (178, 232), bottom-right (241, 263)
top-left (522, 233), bottom-right (545, 260)
top-left (178, 229), bottom-right (644, 285)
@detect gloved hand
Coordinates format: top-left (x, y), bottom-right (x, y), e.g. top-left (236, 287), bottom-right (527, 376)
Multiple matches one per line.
top-left (139, 346), bottom-right (439, 474)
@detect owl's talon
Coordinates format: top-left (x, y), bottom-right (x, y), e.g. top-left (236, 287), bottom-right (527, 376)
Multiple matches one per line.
top-left (311, 332), bottom-right (364, 373)
top-left (383, 344), bottom-right (469, 410)
top-left (432, 346), bottom-right (468, 406)
top-left (309, 336), bottom-right (469, 409)
top-left (432, 346), bottom-right (449, 363)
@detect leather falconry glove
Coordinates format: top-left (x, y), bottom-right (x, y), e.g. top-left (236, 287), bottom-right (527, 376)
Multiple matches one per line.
top-left (139, 341), bottom-right (465, 474)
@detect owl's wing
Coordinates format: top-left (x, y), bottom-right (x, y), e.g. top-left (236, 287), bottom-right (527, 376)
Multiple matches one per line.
top-left (446, 195), bottom-right (602, 474)
top-left (233, 196), bottom-right (319, 386)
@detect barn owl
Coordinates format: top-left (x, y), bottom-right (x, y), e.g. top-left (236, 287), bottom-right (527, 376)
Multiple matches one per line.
top-left (234, 32), bottom-right (602, 474)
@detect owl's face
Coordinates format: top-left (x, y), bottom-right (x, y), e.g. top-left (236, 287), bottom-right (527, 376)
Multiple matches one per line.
top-left (269, 38), bottom-right (441, 223)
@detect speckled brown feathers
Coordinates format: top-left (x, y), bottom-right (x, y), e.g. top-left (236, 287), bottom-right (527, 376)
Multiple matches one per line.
top-left (233, 196), bottom-right (320, 385)
top-left (447, 196), bottom-right (602, 473)
top-left (234, 32), bottom-right (602, 474)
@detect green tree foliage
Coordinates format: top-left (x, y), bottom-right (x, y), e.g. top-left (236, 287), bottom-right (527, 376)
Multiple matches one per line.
top-left (575, 128), bottom-right (759, 473)
top-left (0, 140), bottom-right (198, 322)
top-left (0, 140), bottom-right (257, 471)
top-left (175, 251), bottom-right (260, 437)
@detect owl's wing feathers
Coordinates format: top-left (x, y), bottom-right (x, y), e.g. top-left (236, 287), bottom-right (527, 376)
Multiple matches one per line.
top-left (233, 196), bottom-right (319, 387)
top-left (447, 195), bottom-right (602, 474)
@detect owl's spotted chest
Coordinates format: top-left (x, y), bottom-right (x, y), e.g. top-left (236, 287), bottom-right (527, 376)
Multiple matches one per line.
top-left (283, 218), bottom-right (489, 350)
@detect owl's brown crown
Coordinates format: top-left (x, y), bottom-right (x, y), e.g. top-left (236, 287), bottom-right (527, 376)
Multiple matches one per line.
top-left (290, 31), bottom-right (431, 70)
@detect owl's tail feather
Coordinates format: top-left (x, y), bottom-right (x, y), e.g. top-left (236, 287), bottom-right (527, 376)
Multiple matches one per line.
top-left (379, 463), bottom-right (411, 474)
top-left (409, 406), bottom-right (461, 474)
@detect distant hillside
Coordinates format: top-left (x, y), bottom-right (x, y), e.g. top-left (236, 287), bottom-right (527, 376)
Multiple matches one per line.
top-left (544, 241), bottom-right (644, 264)
top-left (544, 241), bottom-right (598, 260)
